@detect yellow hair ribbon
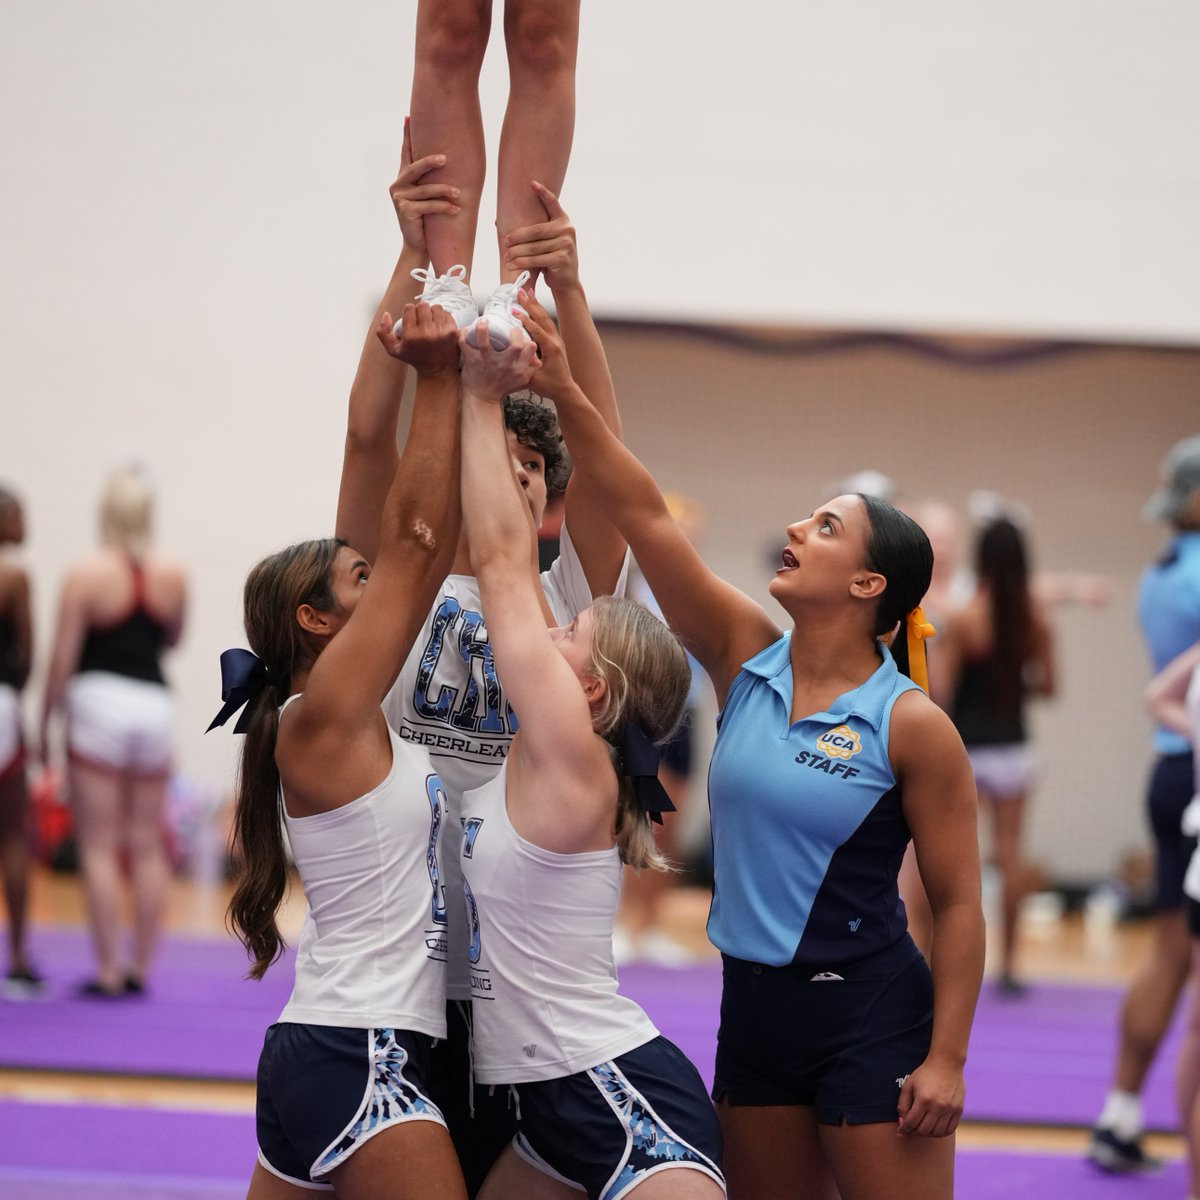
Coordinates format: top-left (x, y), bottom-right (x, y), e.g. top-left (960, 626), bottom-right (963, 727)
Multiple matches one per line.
top-left (905, 605), bottom-right (936, 694)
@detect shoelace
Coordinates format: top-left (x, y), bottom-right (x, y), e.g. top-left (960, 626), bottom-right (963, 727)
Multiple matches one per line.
top-left (409, 263), bottom-right (470, 303)
top-left (481, 270), bottom-right (531, 315)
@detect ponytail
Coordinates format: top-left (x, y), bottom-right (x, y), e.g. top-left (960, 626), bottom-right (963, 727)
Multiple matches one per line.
top-left (227, 684), bottom-right (290, 979)
top-left (219, 536), bottom-right (344, 980)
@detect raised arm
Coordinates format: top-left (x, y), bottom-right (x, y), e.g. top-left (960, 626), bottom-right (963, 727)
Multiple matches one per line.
top-left (891, 693), bottom-right (985, 1139)
top-left (506, 181), bottom-right (625, 597)
top-left (335, 121), bottom-right (461, 561)
top-left (518, 296), bottom-right (780, 703)
top-left (459, 327), bottom-right (613, 838)
top-left (282, 306), bottom-right (463, 788)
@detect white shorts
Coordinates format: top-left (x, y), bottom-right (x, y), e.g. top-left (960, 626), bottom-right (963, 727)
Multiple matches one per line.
top-left (66, 672), bottom-right (174, 777)
top-left (0, 684), bottom-right (23, 779)
top-left (967, 743), bottom-right (1035, 801)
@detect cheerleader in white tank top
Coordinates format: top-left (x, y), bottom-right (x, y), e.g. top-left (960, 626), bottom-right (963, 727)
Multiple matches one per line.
top-left (216, 305), bottom-right (470, 1200)
top-left (458, 321), bottom-right (725, 1200)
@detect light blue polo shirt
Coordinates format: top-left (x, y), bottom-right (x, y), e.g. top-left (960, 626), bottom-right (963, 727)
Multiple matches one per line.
top-left (1138, 532), bottom-right (1200, 756)
top-left (707, 635), bottom-right (920, 968)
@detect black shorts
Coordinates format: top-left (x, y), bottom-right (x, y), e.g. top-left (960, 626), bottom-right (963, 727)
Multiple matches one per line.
top-left (428, 1000), bottom-right (518, 1198)
top-left (255, 1023), bottom-right (445, 1187)
top-left (512, 1036), bottom-right (724, 1200)
top-left (713, 936), bottom-right (931, 1126)
top-left (1147, 752), bottom-right (1196, 910)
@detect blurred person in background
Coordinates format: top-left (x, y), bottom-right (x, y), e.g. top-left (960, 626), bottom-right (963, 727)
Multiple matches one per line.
top-left (38, 467), bottom-right (187, 998)
top-left (1144, 639), bottom-right (1200, 1200)
top-left (930, 514), bottom-right (1057, 996)
top-left (1088, 435), bottom-right (1200, 1173)
top-left (0, 486), bottom-right (41, 998)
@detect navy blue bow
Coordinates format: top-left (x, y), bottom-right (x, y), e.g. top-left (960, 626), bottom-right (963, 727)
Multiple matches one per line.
top-left (206, 648), bottom-right (271, 734)
top-left (619, 723), bottom-right (675, 825)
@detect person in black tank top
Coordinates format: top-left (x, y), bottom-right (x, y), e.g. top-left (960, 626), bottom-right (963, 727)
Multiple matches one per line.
top-left (934, 516), bottom-right (1056, 996)
top-left (38, 468), bottom-right (187, 998)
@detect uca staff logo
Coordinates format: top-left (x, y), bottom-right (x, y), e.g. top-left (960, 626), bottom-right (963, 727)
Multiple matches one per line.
top-left (815, 725), bottom-right (862, 760)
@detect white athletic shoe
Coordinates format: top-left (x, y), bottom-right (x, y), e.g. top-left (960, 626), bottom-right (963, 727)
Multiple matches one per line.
top-left (465, 271), bottom-right (532, 351)
top-left (392, 265), bottom-right (478, 336)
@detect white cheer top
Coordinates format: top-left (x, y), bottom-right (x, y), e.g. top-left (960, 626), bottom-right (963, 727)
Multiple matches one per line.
top-left (458, 763), bottom-right (657, 1084)
top-left (382, 521), bottom-right (628, 999)
top-left (277, 712), bottom-right (448, 1040)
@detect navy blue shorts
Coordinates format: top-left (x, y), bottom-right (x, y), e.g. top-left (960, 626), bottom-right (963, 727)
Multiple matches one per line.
top-left (511, 1036), bottom-right (724, 1200)
top-left (255, 1023), bottom-right (445, 1187)
top-left (1147, 752), bottom-right (1196, 910)
top-left (713, 936), bottom-right (931, 1125)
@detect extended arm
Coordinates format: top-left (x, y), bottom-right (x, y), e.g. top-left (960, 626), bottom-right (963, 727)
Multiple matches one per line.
top-left (459, 327), bottom-right (609, 832)
top-left (284, 307), bottom-right (463, 789)
top-left (892, 694), bottom-right (985, 1138)
top-left (507, 182), bottom-right (625, 597)
top-left (335, 123), bottom-right (461, 561)
top-left (519, 296), bottom-right (780, 702)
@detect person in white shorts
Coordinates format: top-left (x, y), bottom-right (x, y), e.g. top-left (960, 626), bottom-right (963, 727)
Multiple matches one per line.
top-left (337, 138), bottom-right (630, 1196)
top-left (38, 468), bottom-right (187, 998)
top-left (456, 311), bottom-right (725, 1199)
top-left (219, 304), bottom-right (470, 1200)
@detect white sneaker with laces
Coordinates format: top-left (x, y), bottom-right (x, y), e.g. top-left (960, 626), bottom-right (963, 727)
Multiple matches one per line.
top-left (392, 265), bottom-right (478, 336)
top-left (465, 271), bottom-right (532, 351)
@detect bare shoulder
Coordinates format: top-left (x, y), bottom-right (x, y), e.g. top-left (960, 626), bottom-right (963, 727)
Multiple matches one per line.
top-left (888, 687), bottom-right (967, 764)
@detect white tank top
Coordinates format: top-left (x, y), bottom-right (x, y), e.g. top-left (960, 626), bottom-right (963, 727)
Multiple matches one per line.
top-left (459, 763), bottom-right (657, 1084)
top-left (277, 710), bottom-right (449, 1040)
top-left (382, 521), bottom-right (629, 1000)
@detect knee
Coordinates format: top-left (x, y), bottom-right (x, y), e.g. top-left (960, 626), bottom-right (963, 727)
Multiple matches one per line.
top-left (421, 6), bottom-right (489, 76)
top-left (504, 1), bottom-right (575, 79)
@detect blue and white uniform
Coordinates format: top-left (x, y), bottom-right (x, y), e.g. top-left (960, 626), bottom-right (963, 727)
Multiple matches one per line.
top-left (383, 522), bottom-right (627, 1001)
top-left (1138, 531), bottom-right (1200, 909)
top-left (708, 636), bottom-right (933, 1124)
top-left (254, 708), bottom-right (450, 1189)
top-left (459, 763), bottom-right (725, 1199)
top-left (370, 522), bottom-right (627, 1195)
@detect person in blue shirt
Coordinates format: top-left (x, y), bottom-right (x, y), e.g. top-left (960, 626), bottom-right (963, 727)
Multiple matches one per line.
top-left (1088, 434), bottom-right (1200, 1174)
top-left (518, 296), bottom-right (984, 1200)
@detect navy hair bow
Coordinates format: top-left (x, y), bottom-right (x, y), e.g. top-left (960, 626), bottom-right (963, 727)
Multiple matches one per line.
top-left (619, 723), bottom-right (676, 825)
top-left (206, 648), bottom-right (271, 734)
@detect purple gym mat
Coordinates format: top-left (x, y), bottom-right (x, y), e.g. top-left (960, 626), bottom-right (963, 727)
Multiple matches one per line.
top-left (0, 1100), bottom-right (1188, 1199)
top-left (1, 929), bottom-right (1184, 1132)
top-left (964, 979), bottom-right (1183, 1131)
top-left (0, 927), bottom-right (294, 1079)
